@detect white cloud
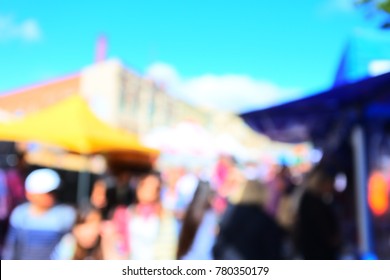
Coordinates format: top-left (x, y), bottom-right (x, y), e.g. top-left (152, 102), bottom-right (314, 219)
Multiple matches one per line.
top-left (330, 0), bottom-right (355, 12)
top-left (316, 0), bottom-right (356, 17)
top-left (146, 62), bottom-right (181, 90)
top-left (0, 15), bottom-right (42, 42)
top-left (146, 62), bottom-right (301, 113)
top-left (19, 19), bottom-right (41, 41)
top-left (369, 60), bottom-right (390, 76)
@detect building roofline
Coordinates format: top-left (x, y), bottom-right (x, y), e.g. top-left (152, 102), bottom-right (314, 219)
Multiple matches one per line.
top-left (0, 72), bottom-right (81, 98)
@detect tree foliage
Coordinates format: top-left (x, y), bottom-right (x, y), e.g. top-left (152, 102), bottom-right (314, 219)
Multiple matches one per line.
top-left (356, 0), bottom-right (390, 13)
top-left (356, 0), bottom-right (390, 28)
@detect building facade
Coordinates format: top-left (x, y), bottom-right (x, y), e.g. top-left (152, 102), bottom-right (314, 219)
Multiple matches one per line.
top-left (0, 58), bottom-right (293, 169)
top-left (80, 59), bottom-right (215, 135)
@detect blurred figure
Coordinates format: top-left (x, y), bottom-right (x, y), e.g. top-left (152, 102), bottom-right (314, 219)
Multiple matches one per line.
top-left (243, 161), bottom-right (261, 181)
top-left (273, 166), bottom-right (305, 259)
top-left (162, 167), bottom-right (199, 214)
top-left (293, 164), bottom-right (341, 260)
top-left (212, 155), bottom-right (245, 215)
top-left (212, 155), bottom-right (230, 189)
top-left (113, 171), bottom-right (136, 206)
top-left (213, 179), bottom-right (284, 260)
top-left (274, 166), bottom-right (301, 227)
top-left (213, 155), bottom-right (241, 197)
top-left (0, 152), bottom-right (27, 256)
top-left (90, 172), bottom-right (135, 220)
top-left (7, 151), bottom-right (26, 204)
top-left (161, 167), bottom-right (183, 212)
top-left (177, 181), bottom-right (218, 260)
top-left (0, 168), bottom-right (8, 256)
top-left (266, 164), bottom-right (296, 217)
top-left (2, 169), bottom-right (76, 259)
top-left (175, 170), bottom-right (199, 213)
top-left (110, 171), bottom-right (177, 260)
top-left (160, 167), bottom-right (194, 236)
top-left (90, 176), bottom-right (111, 219)
top-left (51, 206), bottom-right (105, 260)
top-left (5, 152), bottom-right (27, 205)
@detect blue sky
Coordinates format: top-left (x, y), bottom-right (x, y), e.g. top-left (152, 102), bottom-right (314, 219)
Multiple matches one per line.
top-left (0, 0), bottom-right (382, 112)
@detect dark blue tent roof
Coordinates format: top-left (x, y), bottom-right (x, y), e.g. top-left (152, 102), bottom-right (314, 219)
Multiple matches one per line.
top-left (240, 71), bottom-right (390, 144)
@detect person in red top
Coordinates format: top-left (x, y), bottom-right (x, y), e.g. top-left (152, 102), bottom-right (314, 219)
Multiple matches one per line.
top-left (212, 155), bottom-right (244, 215)
top-left (6, 152), bottom-right (27, 210)
top-left (0, 152), bottom-right (27, 258)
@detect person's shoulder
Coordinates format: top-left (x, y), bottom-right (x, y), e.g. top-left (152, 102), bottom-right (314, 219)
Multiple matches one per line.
top-left (53, 204), bottom-right (76, 214)
top-left (11, 202), bottom-right (29, 212)
top-left (52, 204), bottom-right (77, 225)
top-left (11, 202), bottom-right (30, 218)
top-left (9, 202), bottom-right (30, 225)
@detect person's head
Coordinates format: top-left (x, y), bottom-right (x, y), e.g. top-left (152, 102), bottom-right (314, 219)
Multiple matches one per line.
top-left (25, 168), bottom-right (61, 211)
top-left (136, 171), bottom-right (162, 204)
top-left (229, 179), bottom-right (269, 207)
top-left (90, 177), bottom-right (109, 209)
top-left (177, 181), bottom-right (214, 259)
top-left (72, 206), bottom-right (103, 260)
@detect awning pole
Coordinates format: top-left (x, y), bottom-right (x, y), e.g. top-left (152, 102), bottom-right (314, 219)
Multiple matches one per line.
top-left (77, 155), bottom-right (90, 208)
top-left (351, 125), bottom-right (376, 259)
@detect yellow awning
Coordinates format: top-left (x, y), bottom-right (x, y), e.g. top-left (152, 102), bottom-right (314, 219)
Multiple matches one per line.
top-left (0, 95), bottom-right (159, 156)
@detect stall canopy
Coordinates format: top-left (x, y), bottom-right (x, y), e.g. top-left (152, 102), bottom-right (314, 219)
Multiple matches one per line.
top-left (240, 71), bottom-right (390, 259)
top-left (0, 94), bottom-right (159, 206)
top-left (240, 71), bottom-right (390, 144)
top-left (0, 94), bottom-right (159, 156)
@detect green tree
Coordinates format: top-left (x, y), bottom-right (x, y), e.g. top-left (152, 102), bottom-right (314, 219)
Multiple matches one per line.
top-left (358, 0), bottom-right (390, 12)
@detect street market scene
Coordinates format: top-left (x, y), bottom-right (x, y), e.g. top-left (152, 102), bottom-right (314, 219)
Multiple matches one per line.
top-left (1, 0), bottom-right (390, 260)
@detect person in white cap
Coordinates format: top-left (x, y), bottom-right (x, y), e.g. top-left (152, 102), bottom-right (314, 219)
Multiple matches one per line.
top-left (2, 168), bottom-right (76, 260)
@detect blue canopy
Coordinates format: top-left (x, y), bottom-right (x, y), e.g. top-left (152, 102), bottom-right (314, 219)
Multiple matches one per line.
top-left (240, 71), bottom-right (390, 144)
top-left (240, 71), bottom-right (390, 259)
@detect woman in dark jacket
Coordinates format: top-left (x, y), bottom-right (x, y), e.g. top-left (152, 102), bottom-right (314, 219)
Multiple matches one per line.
top-left (213, 180), bottom-right (284, 260)
top-left (294, 165), bottom-right (341, 260)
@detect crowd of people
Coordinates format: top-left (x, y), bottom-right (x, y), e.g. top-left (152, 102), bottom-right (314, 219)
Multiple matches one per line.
top-left (0, 152), bottom-right (346, 260)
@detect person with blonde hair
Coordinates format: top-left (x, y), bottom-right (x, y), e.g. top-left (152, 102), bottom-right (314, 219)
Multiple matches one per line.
top-left (213, 179), bottom-right (284, 259)
top-left (293, 164), bottom-right (341, 259)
